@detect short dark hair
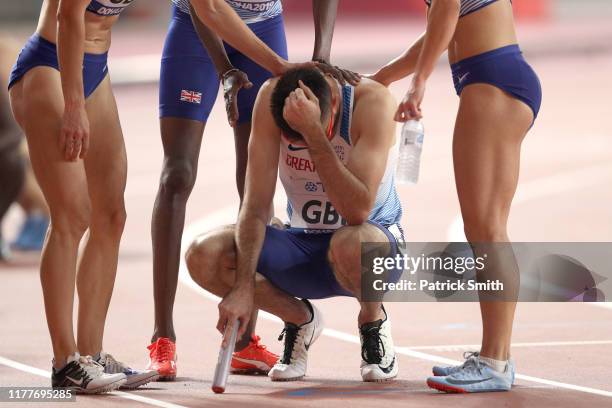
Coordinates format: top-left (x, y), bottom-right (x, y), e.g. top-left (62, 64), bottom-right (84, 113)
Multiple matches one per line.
top-left (270, 67), bottom-right (332, 141)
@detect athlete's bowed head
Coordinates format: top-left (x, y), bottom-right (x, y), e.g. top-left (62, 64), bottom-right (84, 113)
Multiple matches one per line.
top-left (270, 68), bottom-right (333, 143)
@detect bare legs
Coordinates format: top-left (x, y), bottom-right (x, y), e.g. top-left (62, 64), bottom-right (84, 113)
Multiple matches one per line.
top-left (151, 119), bottom-right (257, 350)
top-left (184, 223), bottom-right (391, 329)
top-left (453, 84), bottom-right (533, 360)
top-left (9, 70), bottom-right (126, 365)
top-left (151, 118), bottom-right (205, 343)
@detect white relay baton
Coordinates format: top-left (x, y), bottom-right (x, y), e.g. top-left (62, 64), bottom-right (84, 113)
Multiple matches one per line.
top-left (212, 319), bottom-right (238, 394)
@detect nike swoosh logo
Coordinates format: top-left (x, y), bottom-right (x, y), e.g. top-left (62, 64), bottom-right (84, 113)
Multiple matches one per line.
top-left (446, 377), bottom-right (493, 385)
top-left (379, 356), bottom-right (396, 374)
top-left (232, 356), bottom-right (272, 370)
top-left (458, 73), bottom-right (470, 83)
top-left (66, 375), bottom-right (84, 386)
top-left (288, 144), bottom-right (308, 152)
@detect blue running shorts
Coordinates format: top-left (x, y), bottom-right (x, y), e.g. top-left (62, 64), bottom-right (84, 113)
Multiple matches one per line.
top-left (9, 34), bottom-right (108, 98)
top-left (451, 44), bottom-right (542, 121)
top-left (159, 6), bottom-right (288, 123)
top-left (256, 221), bottom-right (404, 300)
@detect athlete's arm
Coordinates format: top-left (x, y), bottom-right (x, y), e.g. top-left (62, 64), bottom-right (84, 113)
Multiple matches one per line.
top-left (189, 3), bottom-right (253, 126)
top-left (189, 3), bottom-right (233, 76)
top-left (57, 0), bottom-right (91, 161)
top-left (396, 0), bottom-right (459, 121)
top-left (190, 0), bottom-right (293, 75)
top-left (284, 81), bottom-right (396, 225)
top-left (216, 81), bottom-right (280, 337)
top-left (370, 33), bottom-right (426, 87)
top-left (311, 0), bottom-right (360, 85)
top-left (311, 0), bottom-right (337, 62)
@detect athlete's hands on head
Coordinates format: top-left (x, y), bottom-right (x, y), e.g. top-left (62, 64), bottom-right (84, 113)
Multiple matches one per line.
top-left (395, 76), bottom-right (425, 122)
top-left (315, 60), bottom-right (361, 86)
top-left (222, 68), bottom-right (253, 127)
top-left (60, 104), bottom-right (90, 161)
top-left (283, 80), bottom-right (324, 143)
top-left (217, 284), bottom-right (254, 344)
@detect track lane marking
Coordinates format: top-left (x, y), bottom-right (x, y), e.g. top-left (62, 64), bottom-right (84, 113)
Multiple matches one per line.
top-left (0, 356), bottom-right (189, 408)
top-left (406, 339), bottom-right (612, 351)
top-left (180, 209), bottom-right (612, 398)
top-left (445, 162), bottom-right (612, 311)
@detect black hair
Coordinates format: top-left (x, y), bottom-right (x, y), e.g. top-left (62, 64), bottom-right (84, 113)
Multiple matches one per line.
top-left (270, 67), bottom-right (332, 141)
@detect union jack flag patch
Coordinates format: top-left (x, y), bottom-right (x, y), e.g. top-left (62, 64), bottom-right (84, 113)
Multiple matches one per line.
top-left (180, 89), bottom-right (202, 104)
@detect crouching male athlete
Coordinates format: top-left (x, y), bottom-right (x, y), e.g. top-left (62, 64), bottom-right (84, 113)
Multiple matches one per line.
top-left (185, 67), bottom-right (404, 382)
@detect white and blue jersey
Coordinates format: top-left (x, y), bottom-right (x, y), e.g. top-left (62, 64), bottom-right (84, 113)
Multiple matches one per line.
top-left (172, 0), bottom-right (282, 24)
top-left (87, 0), bottom-right (135, 16)
top-left (424, 0), bottom-right (507, 17)
top-left (279, 83), bottom-right (403, 232)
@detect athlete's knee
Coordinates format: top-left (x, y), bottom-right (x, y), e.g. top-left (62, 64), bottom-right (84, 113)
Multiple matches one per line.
top-left (49, 202), bottom-right (91, 240)
top-left (463, 217), bottom-right (507, 242)
top-left (160, 158), bottom-right (196, 198)
top-left (186, 232), bottom-right (233, 289)
top-left (91, 203), bottom-right (127, 238)
top-left (329, 227), bottom-right (362, 288)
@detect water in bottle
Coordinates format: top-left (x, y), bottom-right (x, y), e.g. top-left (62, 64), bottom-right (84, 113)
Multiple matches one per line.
top-left (396, 119), bottom-right (424, 184)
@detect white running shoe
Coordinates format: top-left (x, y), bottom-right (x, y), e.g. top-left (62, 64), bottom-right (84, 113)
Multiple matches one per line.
top-left (97, 351), bottom-right (159, 389)
top-left (359, 306), bottom-right (398, 382)
top-left (268, 299), bottom-right (323, 381)
top-left (51, 353), bottom-right (126, 394)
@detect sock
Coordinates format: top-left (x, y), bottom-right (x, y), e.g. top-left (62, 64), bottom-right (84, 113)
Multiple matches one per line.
top-left (53, 352), bottom-right (80, 371)
top-left (479, 355), bottom-right (507, 373)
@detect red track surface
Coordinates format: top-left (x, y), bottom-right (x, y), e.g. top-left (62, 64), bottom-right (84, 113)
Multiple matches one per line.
top-left (1, 17), bottom-right (612, 408)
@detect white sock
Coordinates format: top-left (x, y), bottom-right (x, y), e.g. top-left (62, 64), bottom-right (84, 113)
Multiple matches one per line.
top-left (478, 356), bottom-right (507, 373)
top-left (53, 352), bottom-right (80, 371)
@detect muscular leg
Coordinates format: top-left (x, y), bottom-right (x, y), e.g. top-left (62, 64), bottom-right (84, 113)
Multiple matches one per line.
top-left (151, 117), bottom-right (205, 342)
top-left (233, 122), bottom-right (250, 202)
top-left (185, 227), bottom-right (310, 326)
top-left (17, 141), bottom-right (49, 216)
top-left (10, 68), bottom-right (91, 365)
top-left (328, 225), bottom-right (389, 325)
top-left (0, 146), bottom-right (24, 242)
top-left (76, 78), bottom-right (128, 356)
top-left (0, 77), bottom-right (25, 256)
top-left (453, 84), bottom-right (533, 361)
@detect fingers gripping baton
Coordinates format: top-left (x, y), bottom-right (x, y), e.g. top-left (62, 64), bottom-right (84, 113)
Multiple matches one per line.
top-left (212, 319), bottom-right (239, 394)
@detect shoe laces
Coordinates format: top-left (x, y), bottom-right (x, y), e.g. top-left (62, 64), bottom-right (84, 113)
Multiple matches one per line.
top-left (250, 335), bottom-right (267, 350)
top-left (460, 355), bottom-right (484, 375)
top-left (99, 352), bottom-right (126, 374)
top-left (151, 339), bottom-right (174, 362)
top-left (78, 355), bottom-right (104, 378)
top-left (360, 325), bottom-right (385, 365)
top-left (462, 351), bottom-right (480, 361)
top-left (277, 325), bottom-right (299, 364)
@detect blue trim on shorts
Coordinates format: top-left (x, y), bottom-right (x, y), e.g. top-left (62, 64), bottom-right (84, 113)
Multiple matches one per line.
top-left (159, 5), bottom-right (288, 123)
top-left (8, 34), bottom-right (108, 98)
top-left (451, 44), bottom-right (542, 122)
top-left (255, 222), bottom-right (403, 300)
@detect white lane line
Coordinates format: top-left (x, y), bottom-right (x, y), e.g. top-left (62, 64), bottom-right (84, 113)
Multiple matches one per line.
top-left (446, 161), bottom-right (612, 242)
top-left (446, 161), bottom-right (612, 312)
top-left (179, 210), bottom-right (612, 398)
top-left (0, 356), bottom-right (188, 408)
top-left (407, 340), bottom-right (612, 352)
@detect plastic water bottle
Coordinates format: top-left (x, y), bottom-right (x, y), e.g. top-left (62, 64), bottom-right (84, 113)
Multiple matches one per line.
top-left (396, 120), bottom-right (425, 184)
